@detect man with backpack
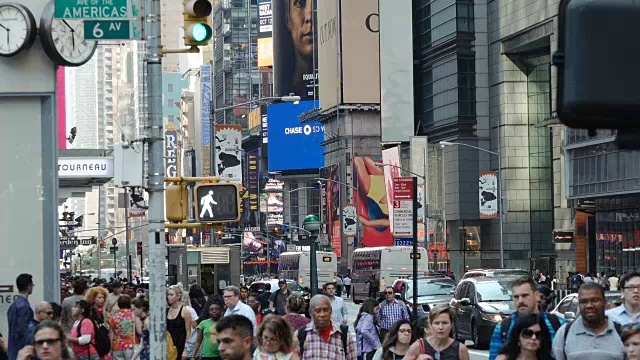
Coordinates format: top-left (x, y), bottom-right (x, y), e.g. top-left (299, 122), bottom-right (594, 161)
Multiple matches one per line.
top-left (552, 282), bottom-right (625, 360)
top-left (294, 294), bottom-right (355, 360)
top-left (268, 280), bottom-right (290, 316)
top-left (488, 277), bottom-right (564, 360)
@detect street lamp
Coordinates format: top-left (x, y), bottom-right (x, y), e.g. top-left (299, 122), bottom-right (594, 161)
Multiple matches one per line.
top-left (439, 140), bottom-right (504, 268)
top-left (303, 214), bottom-right (321, 295)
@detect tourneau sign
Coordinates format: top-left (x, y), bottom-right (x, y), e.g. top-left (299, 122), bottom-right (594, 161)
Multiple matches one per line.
top-left (55, 0), bottom-right (130, 19)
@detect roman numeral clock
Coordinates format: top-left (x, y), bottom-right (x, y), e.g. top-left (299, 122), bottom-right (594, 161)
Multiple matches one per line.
top-left (39, 1), bottom-right (97, 66)
top-left (0, 3), bottom-right (37, 57)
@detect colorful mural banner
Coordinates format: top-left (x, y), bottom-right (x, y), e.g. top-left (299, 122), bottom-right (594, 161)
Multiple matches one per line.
top-left (353, 156), bottom-right (393, 247)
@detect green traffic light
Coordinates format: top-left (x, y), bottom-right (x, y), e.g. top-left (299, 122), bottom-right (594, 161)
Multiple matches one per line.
top-left (191, 24), bottom-right (210, 42)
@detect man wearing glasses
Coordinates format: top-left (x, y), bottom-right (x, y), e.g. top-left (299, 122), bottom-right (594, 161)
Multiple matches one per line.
top-left (222, 286), bottom-right (257, 336)
top-left (377, 286), bottom-right (410, 341)
top-left (607, 271), bottom-right (640, 326)
top-left (23, 302), bottom-right (53, 349)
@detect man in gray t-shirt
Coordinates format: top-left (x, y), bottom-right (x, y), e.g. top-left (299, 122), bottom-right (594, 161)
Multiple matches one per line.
top-left (552, 283), bottom-right (624, 360)
top-left (269, 280), bottom-right (291, 315)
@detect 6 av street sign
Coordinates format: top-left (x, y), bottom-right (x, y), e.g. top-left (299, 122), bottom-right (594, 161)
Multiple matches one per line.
top-left (55, 0), bottom-right (130, 19)
top-left (84, 20), bottom-right (130, 40)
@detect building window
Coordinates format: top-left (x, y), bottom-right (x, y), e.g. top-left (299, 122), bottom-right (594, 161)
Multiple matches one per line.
top-left (168, 115), bottom-right (174, 123)
top-left (167, 98), bottom-right (173, 107)
top-left (168, 83), bottom-right (174, 92)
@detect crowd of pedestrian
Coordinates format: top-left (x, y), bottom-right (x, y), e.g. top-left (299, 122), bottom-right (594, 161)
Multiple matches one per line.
top-left (7, 269), bottom-right (640, 360)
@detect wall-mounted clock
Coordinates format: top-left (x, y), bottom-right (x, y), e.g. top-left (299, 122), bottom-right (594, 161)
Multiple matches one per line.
top-left (39, 1), bottom-right (97, 67)
top-left (0, 3), bottom-right (37, 57)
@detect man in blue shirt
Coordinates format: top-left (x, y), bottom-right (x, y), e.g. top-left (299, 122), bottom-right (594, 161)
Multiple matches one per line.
top-left (606, 271), bottom-right (640, 326)
top-left (7, 274), bottom-right (34, 360)
top-left (488, 277), bottom-right (563, 360)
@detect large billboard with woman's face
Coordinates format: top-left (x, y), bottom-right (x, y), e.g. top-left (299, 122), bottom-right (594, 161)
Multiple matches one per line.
top-left (353, 157), bottom-right (393, 247)
top-left (272, 0), bottom-right (318, 99)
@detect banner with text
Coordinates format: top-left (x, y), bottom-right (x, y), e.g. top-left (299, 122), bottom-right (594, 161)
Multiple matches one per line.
top-left (479, 172), bottom-right (498, 219)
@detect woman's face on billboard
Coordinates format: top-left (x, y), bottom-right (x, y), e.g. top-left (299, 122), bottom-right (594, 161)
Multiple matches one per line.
top-left (287, 0), bottom-right (313, 59)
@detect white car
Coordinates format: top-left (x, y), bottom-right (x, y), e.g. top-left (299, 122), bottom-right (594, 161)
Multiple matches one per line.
top-left (551, 291), bottom-right (623, 321)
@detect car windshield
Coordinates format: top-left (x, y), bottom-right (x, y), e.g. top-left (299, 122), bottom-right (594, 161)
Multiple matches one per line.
top-left (497, 275), bottom-right (527, 295)
top-left (288, 282), bottom-right (303, 292)
top-left (476, 282), bottom-right (512, 302)
top-left (407, 278), bottom-right (456, 297)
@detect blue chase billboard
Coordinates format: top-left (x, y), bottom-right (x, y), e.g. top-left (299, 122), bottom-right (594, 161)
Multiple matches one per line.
top-left (267, 100), bottom-right (325, 171)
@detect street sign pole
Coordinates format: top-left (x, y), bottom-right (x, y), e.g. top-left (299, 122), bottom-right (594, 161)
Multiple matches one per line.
top-left (144, 0), bottom-right (167, 356)
top-left (411, 177), bottom-right (418, 320)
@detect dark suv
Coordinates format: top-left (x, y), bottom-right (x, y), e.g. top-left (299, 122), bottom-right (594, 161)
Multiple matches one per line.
top-left (453, 277), bottom-right (513, 349)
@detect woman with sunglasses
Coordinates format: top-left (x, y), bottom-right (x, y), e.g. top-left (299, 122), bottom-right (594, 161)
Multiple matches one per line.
top-left (17, 320), bottom-right (73, 360)
top-left (372, 320), bottom-right (413, 360)
top-left (496, 313), bottom-right (552, 360)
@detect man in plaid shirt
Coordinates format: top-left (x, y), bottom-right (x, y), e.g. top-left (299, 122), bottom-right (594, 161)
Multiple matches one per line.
top-left (377, 286), bottom-right (410, 340)
top-left (295, 295), bottom-right (356, 360)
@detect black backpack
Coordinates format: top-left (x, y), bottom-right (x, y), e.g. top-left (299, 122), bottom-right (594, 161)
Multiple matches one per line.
top-left (77, 317), bottom-right (111, 357)
top-left (499, 312), bottom-right (562, 342)
top-left (298, 324), bottom-right (349, 356)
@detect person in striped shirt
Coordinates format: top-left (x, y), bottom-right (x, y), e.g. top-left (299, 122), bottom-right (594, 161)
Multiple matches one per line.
top-left (377, 286), bottom-right (410, 341)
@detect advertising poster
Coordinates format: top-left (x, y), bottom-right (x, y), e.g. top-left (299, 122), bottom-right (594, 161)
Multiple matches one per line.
top-left (332, 220), bottom-right (341, 257)
top-left (267, 100), bottom-right (324, 171)
top-left (272, 0), bottom-right (318, 99)
top-left (257, 0), bottom-right (273, 67)
top-left (342, 204), bottom-right (357, 237)
top-left (201, 65), bottom-right (212, 175)
top-left (382, 146), bottom-right (401, 233)
top-left (246, 149), bottom-right (260, 226)
top-left (320, 164), bottom-right (340, 247)
top-left (214, 125), bottom-right (243, 183)
top-left (479, 171), bottom-right (499, 219)
top-left (243, 231), bottom-right (265, 253)
top-left (353, 156), bottom-right (393, 247)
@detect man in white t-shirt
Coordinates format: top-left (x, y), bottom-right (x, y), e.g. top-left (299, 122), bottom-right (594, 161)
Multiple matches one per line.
top-left (609, 274), bottom-right (620, 291)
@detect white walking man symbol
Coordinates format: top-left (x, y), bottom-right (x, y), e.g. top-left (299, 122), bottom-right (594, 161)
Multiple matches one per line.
top-left (200, 190), bottom-right (218, 218)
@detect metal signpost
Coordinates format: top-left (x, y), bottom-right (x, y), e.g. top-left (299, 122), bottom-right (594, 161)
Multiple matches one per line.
top-left (394, 177), bottom-right (418, 319)
top-left (54, 0), bottom-right (143, 40)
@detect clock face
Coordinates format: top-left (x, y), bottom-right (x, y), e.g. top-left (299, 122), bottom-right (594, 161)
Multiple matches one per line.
top-left (39, 1), bottom-right (97, 67)
top-left (0, 4), bottom-right (37, 57)
top-left (50, 18), bottom-right (96, 65)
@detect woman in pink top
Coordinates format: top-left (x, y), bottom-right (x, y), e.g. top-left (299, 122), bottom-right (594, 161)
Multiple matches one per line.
top-left (67, 300), bottom-right (98, 360)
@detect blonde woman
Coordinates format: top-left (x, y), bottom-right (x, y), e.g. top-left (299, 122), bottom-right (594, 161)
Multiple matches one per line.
top-left (167, 285), bottom-right (192, 360)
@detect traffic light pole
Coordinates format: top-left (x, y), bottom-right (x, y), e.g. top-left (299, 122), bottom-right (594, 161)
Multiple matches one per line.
top-left (145, 0), bottom-right (168, 357)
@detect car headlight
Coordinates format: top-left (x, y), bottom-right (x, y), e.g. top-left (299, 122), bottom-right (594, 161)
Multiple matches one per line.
top-left (481, 313), bottom-right (502, 322)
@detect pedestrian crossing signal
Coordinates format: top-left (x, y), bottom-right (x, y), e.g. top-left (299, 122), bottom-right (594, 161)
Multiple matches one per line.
top-left (194, 183), bottom-right (240, 223)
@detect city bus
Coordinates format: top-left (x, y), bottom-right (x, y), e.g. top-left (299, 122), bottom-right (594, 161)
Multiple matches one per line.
top-left (278, 251), bottom-right (338, 291)
top-left (352, 246), bottom-right (429, 304)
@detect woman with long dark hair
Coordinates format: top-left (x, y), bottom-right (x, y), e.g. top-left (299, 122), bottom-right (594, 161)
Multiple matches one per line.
top-left (355, 298), bottom-right (380, 360)
top-left (496, 313), bottom-right (552, 360)
top-left (68, 300), bottom-right (99, 360)
top-left (188, 284), bottom-right (207, 318)
top-left (372, 320), bottom-right (413, 360)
